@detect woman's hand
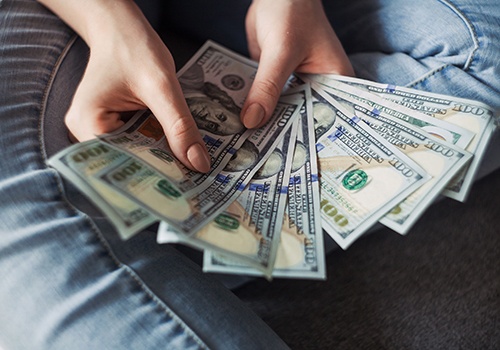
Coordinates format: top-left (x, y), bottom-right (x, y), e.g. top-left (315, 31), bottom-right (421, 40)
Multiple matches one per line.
top-left (242, 0), bottom-right (354, 128)
top-left (38, 0), bottom-right (211, 172)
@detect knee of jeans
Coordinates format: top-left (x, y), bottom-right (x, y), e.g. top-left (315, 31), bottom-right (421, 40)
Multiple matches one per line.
top-left (349, 1), bottom-right (499, 88)
top-left (398, 1), bottom-right (480, 70)
top-left (453, 3), bottom-right (500, 94)
top-left (343, 1), bottom-right (481, 69)
top-left (435, 1), bottom-right (500, 78)
top-left (412, 1), bottom-right (500, 105)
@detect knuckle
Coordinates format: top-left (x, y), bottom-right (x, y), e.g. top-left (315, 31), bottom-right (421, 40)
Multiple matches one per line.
top-left (64, 112), bottom-right (88, 141)
top-left (64, 110), bottom-right (82, 134)
top-left (253, 79), bottom-right (282, 102)
top-left (64, 112), bottom-right (77, 129)
top-left (168, 114), bottom-right (197, 140)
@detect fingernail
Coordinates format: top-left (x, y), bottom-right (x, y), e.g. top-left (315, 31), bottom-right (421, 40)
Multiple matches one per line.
top-left (187, 143), bottom-right (211, 173)
top-left (243, 103), bottom-right (265, 128)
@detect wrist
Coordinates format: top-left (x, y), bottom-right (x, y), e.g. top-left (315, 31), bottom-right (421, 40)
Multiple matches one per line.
top-left (37, 0), bottom-right (148, 49)
top-left (84, 1), bottom-right (150, 49)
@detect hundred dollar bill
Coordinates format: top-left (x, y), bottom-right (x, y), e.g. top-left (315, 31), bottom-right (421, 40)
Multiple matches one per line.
top-left (315, 82), bottom-right (472, 234)
top-left (304, 75), bottom-right (475, 150)
top-left (100, 40), bottom-right (271, 195)
top-left (48, 140), bottom-right (157, 239)
top-left (101, 94), bottom-right (302, 237)
top-left (310, 88), bottom-right (430, 249)
top-left (199, 120), bottom-right (298, 277)
top-left (203, 86), bottom-right (326, 279)
top-left (317, 74), bottom-right (495, 202)
top-left (159, 117), bottom-right (298, 276)
top-left (278, 86), bottom-right (325, 278)
top-left (98, 110), bottom-right (223, 193)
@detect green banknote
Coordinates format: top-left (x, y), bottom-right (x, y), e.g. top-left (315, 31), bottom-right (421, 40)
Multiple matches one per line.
top-left (203, 85), bottom-right (326, 279)
top-left (316, 74), bottom-right (495, 202)
top-left (315, 82), bottom-right (472, 234)
top-left (48, 140), bottom-right (157, 239)
top-left (98, 95), bottom-right (302, 236)
top-left (304, 75), bottom-right (475, 150)
top-left (198, 120), bottom-right (298, 277)
top-left (311, 88), bottom-right (429, 249)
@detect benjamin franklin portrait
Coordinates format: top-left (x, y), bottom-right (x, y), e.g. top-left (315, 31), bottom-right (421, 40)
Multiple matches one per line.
top-left (254, 149), bottom-right (285, 179)
top-left (179, 64), bottom-right (245, 136)
top-left (224, 140), bottom-right (259, 173)
top-left (312, 101), bottom-right (336, 140)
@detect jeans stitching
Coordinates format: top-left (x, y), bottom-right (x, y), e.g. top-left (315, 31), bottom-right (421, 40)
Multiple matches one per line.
top-left (407, 0), bottom-right (480, 89)
top-left (39, 34), bottom-right (78, 163)
top-left (406, 63), bottom-right (450, 89)
top-left (38, 28), bottom-right (208, 350)
top-left (437, 0), bottom-right (479, 71)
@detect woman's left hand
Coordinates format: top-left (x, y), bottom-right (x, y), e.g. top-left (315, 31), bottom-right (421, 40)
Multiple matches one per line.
top-left (242, 0), bottom-right (354, 128)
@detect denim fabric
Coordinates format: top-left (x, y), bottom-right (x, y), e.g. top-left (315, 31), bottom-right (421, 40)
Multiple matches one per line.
top-left (0, 0), bottom-right (499, 349)
top-left (326, 0), bottom-right (500, 112)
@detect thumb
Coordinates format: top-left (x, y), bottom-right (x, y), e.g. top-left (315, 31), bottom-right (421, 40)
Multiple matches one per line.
top-left (241, 48), bottom-right (298, 129)
top-left (142, 78), bottom-right (211, 173)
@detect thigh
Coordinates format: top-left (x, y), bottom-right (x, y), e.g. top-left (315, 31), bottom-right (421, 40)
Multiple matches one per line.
top-left (0, 1), bottom-right (288, 349)
top-left (324, 0), bottom-right (500, 110)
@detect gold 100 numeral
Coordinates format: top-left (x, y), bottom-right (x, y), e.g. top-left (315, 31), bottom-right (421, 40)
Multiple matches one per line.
top-left (320, 199), bottom-right (348, 227)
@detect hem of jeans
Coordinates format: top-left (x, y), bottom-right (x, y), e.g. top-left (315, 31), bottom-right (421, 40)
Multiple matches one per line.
top-left (38, 35), bottom-right (209, 350)
top-left (438, 0), bottom-right (479, 71)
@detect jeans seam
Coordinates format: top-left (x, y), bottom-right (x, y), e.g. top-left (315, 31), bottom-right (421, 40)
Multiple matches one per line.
top-left (406, 63), bottom-right (450, 89)
top-left (438, 0), bottom-right (479, 71)
top-left (407, 1), bottom-right (479, 89)
top-left (38, 34), bottom-right (209, 350)
top-left (39, 34), bottom-right (78, 164)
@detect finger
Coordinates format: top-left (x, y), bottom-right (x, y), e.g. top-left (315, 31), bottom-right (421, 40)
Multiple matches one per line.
top-left (66, 107), bottom-right (125, 142)
top-left (241, 47), bottom-right (299, 129)
top-left (294, 35), bottom-right (355, 77)
top-left (142, 77), bottom-right (211, 173)
top-left (244, 3), bottom-right (260, 61)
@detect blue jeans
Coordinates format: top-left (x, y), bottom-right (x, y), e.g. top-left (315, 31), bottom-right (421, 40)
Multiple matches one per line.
top-left (0, 0), bottom-right (498, 349)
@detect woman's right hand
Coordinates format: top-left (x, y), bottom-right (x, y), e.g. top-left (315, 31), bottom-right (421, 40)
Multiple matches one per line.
top-left (38, 0), bottom-right (211, 173)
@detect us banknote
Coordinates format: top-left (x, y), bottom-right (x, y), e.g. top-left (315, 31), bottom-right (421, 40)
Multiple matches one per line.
top-left (48, 140), bottom-right (157, 239)
top-left (315, 74), bottom-right (495, 202)
top-left (314, 82), bottom-right (472, 234)
top-left (303, 75), bottom-right (475, 150)
top-left (98, 94), bottom-right (302, 236)
top-left (310, 88), bottom-right (429, 249)
top-left (197, 120), bottom-right (298, 277)
top-left (203, 85), bottom-right (326, 279)
top-left (158, 115), bottom-right (298, 276)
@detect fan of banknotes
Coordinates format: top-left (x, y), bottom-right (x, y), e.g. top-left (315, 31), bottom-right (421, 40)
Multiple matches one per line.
top-left (49, 41), bottom-right (497, 280)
